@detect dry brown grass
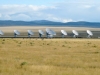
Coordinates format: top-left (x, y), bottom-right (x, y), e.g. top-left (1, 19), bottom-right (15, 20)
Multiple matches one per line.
top-left (0, 38), bottom-right (100, 75)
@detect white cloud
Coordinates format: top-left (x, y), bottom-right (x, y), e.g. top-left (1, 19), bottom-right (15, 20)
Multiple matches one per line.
top-left (83, 5), bottom-right (93, 8)
top-left (28, 5), bottom-right (47, 11)
top-left (46, 14), bottom-right (73, 22)
top-left (4, 15), bottom-right (11, 19)
top-left (12, 14), bottom-right (31, 21)
top-left (62, 19), bottom-right (73, 23)
top-left (46, 14), bottom-right (59, 21)
top-left (0, 5), bottom-right (58, 21)
top-left (0, 2), bottom-right (100, 22)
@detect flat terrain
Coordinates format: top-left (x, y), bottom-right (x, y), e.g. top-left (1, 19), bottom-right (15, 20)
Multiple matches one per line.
top-left (0, 26), bottom-right (100, 38)
top-left (0, 38), bottom-right (100, 75)
top-left (1, 26), bottom-right (100, 32)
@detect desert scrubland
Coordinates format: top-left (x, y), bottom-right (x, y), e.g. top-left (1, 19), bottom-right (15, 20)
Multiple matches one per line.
top-left (0, 38), bottom-right (100, 75)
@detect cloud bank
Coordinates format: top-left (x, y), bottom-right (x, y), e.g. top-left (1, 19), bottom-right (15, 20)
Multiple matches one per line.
top-left (0, 1), bottom-right (100, 22)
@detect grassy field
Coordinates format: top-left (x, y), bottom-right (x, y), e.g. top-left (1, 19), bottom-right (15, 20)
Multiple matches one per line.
top-left (0, 38), bottom-right (100, 75)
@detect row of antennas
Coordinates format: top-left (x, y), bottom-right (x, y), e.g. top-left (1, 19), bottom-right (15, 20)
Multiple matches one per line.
top-left (14, 30), bottom-right (45, 38)
top-left (0, 28), bottom-right (93, 38)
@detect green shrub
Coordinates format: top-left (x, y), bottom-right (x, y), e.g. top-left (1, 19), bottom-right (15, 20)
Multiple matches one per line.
top-left (20, 62), bottom-right (27, 68)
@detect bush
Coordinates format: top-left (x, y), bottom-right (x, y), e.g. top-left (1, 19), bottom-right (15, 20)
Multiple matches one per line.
top-left (20, 62), bottom-right (27, 68)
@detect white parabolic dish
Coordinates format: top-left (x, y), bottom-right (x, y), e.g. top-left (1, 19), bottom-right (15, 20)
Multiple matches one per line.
top-left (0, 30), bottom-right (4, 35)
top-left (46, 28), bottom-right (56, 35)
top-left (72, 30), bottom-right (79, 35)
top-left (14, 30), bottom-right (20, 35)
top-left (87, 30), bottom-right (93, 36)
top-left (61, 30), bottom-right (67, 35)
top-left (39, 30), bottom-right (44, 35)
top-left (28, 30), bottom-right (34, 35)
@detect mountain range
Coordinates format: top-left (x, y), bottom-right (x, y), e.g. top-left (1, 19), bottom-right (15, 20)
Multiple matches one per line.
top-left (0, 20), bottom-right (100, 28)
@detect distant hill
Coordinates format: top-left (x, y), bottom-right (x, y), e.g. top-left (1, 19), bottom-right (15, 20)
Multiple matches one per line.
top-left (0, 20), bottom-right (100, 27)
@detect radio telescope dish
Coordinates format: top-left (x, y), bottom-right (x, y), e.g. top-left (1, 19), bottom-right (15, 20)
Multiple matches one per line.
top-left (72, 30), bottom-right (79, 38)
top-left (38, 30), bottom-right (44, 38)
top-left (27, 30), bottom-right (34, 37)
top-left (46, 28), bottom-right (56, 38)
top-left (61, 30), bottom-right (67, 38)
top-left (14, 30), bottom-right (20, 37)
top-left (87, 30), bottom-right (93, 38)
top-left (0, 30), bottom-right (4, 35)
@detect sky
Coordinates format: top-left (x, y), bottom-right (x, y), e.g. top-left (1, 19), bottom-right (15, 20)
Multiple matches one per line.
top-left (0, 0), bottom-right (100, 22)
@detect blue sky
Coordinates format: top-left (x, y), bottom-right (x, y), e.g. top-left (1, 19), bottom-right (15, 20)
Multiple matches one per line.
top-left (0, 0), bottom-right (66, 5)
top-left (0, 0), bottom-right (100, 22)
